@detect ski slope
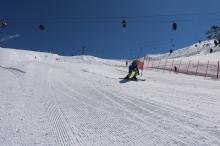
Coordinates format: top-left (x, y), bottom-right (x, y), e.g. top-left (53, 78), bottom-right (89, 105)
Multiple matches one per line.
top-left (1, 47), bottom-right (220, 146)
top-left (148, 39), bottom-right (220, 61)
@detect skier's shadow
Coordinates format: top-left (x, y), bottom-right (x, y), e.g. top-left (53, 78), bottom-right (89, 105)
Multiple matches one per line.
top-left (119, 78), bottom-right (139, 83)
top-left (119, 79), bottom-right (130, 83)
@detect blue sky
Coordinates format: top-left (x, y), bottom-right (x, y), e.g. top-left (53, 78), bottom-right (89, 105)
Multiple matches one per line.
top-left (1, 0), bottom-right (220, 59)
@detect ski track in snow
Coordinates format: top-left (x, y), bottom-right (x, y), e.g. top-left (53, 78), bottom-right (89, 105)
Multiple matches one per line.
top-left (1, 48), bottom-right (220, 146)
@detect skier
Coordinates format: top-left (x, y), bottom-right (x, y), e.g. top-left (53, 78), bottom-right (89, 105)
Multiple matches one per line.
top-left (124, 59), bottom-right (140, 80)
top-left (126, 60), bottom-right (128, 66)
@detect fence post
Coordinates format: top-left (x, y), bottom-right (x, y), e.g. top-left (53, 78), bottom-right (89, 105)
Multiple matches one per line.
top-left (163, 59), bottom-right (167, 72)
top-left (217, 61), bottom-right (219, 79)
top-left (151, 60), bottom-right (155, 69)
top-left (157, 59), bottom-right (161, 69)
top-left (195, 60), bottom-right (199, 76)
top-left (170, 59), bottom-right (174, 72)
top-left (178, 60), bottom-right (182, 72)
top-left (147, 58), bottom-right (150, 67)
top-left (205, 60), bottom-right (209, 77)
top-left (186, 61), bottom-right (191, 74)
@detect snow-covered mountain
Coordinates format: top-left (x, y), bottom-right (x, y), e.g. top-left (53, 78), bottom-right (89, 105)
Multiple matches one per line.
top-left (148, 39), bottom-right (220, 61)
top-left (1, 47), bottom-right (220, 146)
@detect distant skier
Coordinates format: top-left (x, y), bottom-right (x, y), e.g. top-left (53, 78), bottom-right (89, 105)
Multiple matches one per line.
top-left (214, 40), bottom-right (218, 47)
top-left (174, 66), bottom-right (177, 72)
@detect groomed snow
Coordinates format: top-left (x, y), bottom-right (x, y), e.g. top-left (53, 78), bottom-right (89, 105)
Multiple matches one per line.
top-left (1, 47), bottom-right (220, 146)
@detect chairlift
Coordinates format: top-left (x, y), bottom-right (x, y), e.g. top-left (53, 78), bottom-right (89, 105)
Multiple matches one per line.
top-left (0, 21), bottom-right (7, 28)
top-left (39, 24), bottom-right (45, 31)
top-left (172, 21), bottom-right (177, 31)
top-left (121, 18), bottom-right (127, 28)
top-left (169, 49), bottom-right (173, 54)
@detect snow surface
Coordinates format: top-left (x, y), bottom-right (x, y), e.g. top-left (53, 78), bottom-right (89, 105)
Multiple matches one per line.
top-left (1, 47), bottom-right (220, 146)
top-left (148, 39), bottom-right (220, 62)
